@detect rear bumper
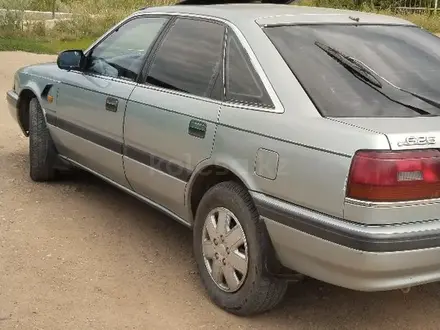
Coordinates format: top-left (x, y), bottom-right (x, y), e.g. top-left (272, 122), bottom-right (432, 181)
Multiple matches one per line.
top-left (252, 191), bottom-right (440, 291)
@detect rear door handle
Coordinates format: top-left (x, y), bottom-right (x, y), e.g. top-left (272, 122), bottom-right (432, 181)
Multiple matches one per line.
top-left (105, 97), bottom-right (118, 112)
top-left (188, 119), bottom-right (207, 138)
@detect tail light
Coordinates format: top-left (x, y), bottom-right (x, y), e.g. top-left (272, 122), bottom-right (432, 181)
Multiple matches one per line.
top-left (347, 149), bottom-right (440, 202)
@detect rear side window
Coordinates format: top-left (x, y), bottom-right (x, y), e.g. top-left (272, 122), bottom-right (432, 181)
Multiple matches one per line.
top-left (225, 30), bottom-right (273, 108)
top-left (146, 18), bottom-right (225, 99)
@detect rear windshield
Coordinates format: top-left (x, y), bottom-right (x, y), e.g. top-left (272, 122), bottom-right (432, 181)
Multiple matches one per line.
top-left (264, 25), bottom-right (440, 117)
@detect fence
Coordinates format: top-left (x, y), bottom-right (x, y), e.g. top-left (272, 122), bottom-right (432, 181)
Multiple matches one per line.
top-left (0, 8), bottom-right (71, 20)
top-left (393, 0), bottom-right (439, 13)
top-left (0, 0), bottom-right (66, 18)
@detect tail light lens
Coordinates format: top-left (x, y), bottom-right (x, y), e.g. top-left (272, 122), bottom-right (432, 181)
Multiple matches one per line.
top-left (347, 149), bottom-right (440, 202)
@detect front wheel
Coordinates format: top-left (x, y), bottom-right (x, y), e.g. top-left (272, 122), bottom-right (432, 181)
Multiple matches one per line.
top-left (193, 181), bottom-right (288, 316)
top-left (29, 98), bottom-right (58, 182)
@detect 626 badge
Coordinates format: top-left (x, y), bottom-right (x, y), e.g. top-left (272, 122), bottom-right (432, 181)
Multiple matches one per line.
top-left (397, 136), bottom-right (436, 147)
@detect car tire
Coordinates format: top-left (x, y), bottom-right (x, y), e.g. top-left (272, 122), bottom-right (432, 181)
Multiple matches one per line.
top-left (193, 181), bottom-right (288, 316)
top-left (29, 97), bottom-right (58, 182)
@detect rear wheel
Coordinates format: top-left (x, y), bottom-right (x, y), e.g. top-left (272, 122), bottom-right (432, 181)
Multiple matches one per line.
top-left (193, 181), bottom-right (288, 316)
top-left (29, 98), bottom-right (58, 182)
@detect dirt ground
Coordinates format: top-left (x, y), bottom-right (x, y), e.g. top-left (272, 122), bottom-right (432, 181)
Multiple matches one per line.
top-left (2, 52), bottom-right (440, 330)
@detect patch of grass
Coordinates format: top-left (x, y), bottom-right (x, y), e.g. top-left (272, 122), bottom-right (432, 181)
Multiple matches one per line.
top-left (298, 0), bottom-right (440, 33)
top-left (48, 37), bottom-right (95, 52)
top-left (0, 36), bottom-right (95, 54)
top-left (395, 12), bottom-right (440, 32)
top-left (0, 37), bottom-right (53, 53)
top-left (1, 0), bottom-right (440, 55)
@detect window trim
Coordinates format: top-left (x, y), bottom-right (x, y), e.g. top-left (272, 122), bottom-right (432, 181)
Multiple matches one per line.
top-left (85, 11), bottom-right (284, 114)
top-left (141, 16), bottom-right (226, 100)
top-left (224, 27), bottom-right (275, 109)
top-left (81, 14), bottom-right (172, 83)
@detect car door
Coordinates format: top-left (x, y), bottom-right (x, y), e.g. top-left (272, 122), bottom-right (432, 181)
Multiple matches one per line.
top-left (123, 17), bottom-right (225, 218)
top-left (51, 15), bottom-right (170, 187)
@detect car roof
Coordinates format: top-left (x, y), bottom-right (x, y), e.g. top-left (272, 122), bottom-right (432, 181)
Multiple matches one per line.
top-left (139, 4), bottom-right (414, 27)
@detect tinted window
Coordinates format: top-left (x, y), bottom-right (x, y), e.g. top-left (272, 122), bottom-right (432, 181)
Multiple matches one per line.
top-left (86, 17), bottom-right (168, 81)
top-left (146, 18), bottom-right (225, 99)
top-left (264, 25), bottom-right (440, 117)
top-left (226, 30), bottom-right (273, 108)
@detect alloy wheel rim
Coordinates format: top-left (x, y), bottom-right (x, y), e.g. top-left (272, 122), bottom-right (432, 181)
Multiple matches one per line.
top-left (202, 207), bottom-right (249, 293)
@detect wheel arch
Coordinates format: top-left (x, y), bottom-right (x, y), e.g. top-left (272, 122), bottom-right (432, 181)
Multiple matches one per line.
top-left (185, 158), bottom-right (259, 224)
top-left (17, 88), bottom-right (38, 137)
top-left (17, 82), bottom-right (48, 137)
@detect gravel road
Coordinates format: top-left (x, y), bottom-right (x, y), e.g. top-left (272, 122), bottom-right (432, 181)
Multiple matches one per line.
top-left (1, 52), bottom-right (440, 330)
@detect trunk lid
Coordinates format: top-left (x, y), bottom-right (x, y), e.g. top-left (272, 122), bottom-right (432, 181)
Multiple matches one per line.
top-left (333, 117), bottom-right (440, 151)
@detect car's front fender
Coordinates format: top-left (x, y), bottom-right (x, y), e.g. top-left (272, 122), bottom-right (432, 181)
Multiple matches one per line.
top-left (15, 72), bottom-right (58, 136)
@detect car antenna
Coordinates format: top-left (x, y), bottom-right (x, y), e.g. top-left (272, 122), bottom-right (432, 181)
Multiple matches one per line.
top-left (349, 16), bottom-right (360, 22)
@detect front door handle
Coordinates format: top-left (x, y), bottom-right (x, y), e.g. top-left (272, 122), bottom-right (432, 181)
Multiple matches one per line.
top-left (105, 97), bottom-right (118, 112)
top-left (188, 119), bottom-right (207, 138)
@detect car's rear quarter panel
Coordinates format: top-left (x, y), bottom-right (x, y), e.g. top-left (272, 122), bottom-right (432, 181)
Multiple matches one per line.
top-left (215, 106), bottom-right (390, 218)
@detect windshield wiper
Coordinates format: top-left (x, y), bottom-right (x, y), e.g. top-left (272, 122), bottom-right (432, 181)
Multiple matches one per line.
top-left (315, 41), bottom-right (440, 115)
top-left (315, 41), bottom-right (382, 88)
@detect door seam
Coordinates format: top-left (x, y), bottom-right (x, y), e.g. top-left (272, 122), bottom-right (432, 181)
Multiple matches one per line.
top-left (210, 104), bottom-right (222, 157)
top-left (122, 85), bottom-right (138, 191)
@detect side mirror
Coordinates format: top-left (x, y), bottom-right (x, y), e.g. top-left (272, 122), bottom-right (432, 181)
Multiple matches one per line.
top-left (57, 50), bottom-right (86, 71)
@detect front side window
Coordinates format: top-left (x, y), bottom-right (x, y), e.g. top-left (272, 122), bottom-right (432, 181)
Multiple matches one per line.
top-left (225, 29), bottom-right (273, 108)
top-left (146, 18), bottom-right (225, 99)
top-left (86, 16), bottom-right (168, 81)
top-left (264, 24), bottom-right (440, 117)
